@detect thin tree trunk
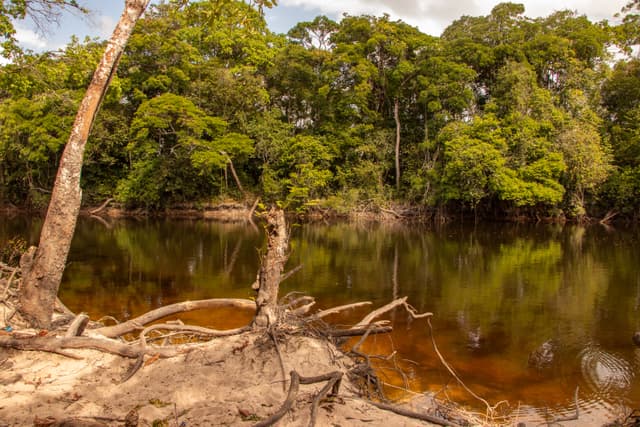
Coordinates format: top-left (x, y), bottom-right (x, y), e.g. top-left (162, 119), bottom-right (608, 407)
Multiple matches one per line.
top-left (19, 0), bottom-right (151, 329)
top-left (222, 151), bottom-right (246, 198)
top-left (253, 208), bottom-right (289, 328)
top-left (394, 97), bottom-right (401, 192)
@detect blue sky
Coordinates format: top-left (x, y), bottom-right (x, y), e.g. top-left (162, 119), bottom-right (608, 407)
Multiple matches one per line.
top-left (11, 0), bottom-right (630, 54)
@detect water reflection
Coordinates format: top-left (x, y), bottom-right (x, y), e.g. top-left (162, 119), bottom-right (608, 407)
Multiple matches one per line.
top-left (1, 216), bottom-right (640, 422)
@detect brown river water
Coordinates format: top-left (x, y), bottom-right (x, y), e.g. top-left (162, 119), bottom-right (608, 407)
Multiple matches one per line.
top-left (2, 215), bottom-right (639, 425)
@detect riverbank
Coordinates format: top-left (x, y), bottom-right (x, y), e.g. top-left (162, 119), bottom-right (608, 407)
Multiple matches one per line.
top-left (0, 331), bottom-right (450, 427)
top-left (3, 197), bottom-right (631, 225)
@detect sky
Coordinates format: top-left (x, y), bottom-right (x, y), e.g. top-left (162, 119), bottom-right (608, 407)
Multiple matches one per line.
top-left (10, 0), bottom-right (630, 54)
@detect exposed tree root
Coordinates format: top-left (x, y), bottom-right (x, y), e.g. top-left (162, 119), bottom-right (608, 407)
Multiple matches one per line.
top-left (253, 370), bottom-right (343, 427)
top-left (0, 334), bottom-right (182, 358)
top-left (138, 323), bottom-right (251, 346)
top-left (120, 354), bottom-right (145, 384)
top-left (93, 298), bottom-right (255, 338)
top-left (366, 400), bottom-right (462, 427)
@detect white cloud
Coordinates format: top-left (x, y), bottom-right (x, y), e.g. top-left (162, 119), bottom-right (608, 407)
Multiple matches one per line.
top-left (14, 25), bottom-right (48, 50)
top-left (278, 0), bottom-right (629, 35)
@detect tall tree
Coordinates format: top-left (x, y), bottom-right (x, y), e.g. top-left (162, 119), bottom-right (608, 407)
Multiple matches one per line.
top-left (19, 0), bottom-right (152, 328)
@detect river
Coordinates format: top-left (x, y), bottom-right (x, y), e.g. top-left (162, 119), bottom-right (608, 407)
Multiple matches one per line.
top-left (2, 215), bottom-right (639, 424)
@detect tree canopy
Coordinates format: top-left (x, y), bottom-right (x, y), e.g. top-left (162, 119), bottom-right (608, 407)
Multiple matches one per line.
top-left (1, 0), bottom-right (639, 221)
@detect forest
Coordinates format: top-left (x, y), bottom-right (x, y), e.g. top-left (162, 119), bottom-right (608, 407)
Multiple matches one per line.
top-left (1, 0), bottom-right (639, 222)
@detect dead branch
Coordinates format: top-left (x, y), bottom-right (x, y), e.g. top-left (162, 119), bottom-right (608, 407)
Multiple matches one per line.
top-left (352, 297), bottom-right (407, 328)
top-left (365, 400), bottom-right (461, 427)
top-left (346, 324), bottom-right (386, 400)
top-left (139, 323), bottom-right (250, 347)
top-left (600, 210), bottom-right (618, 225)
top-left (426, 317), bottom-right (494, 417)
top-left (88, 198), bottom-right (114, 215)
top-left (291, 301), bottom-right (316, 316)
top-left (284, 295), bottom-right (314, 310)
top-left (380, 207), bottom-right (405, 219)
top-left (309, 301), bottom-right (373, 321)
top-left (94, 298), bottom-right (255, 338)
top-left (65, 313), bottom-right (90, 337)
top-left (248, 196), bottom-right (260, 221)
top-left (0, 335), bottom-right (181, 358)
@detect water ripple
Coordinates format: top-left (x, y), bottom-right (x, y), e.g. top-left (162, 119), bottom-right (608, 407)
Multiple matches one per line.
top-left (579, 344), bottom-right (634, 398)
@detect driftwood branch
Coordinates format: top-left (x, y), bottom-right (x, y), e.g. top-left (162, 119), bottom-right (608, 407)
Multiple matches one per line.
top-left (94, 298), bottom-right (255, 338)
top-left (291, 301), bottom-right (316, 316)
top-left (89, 198), bottom-right (114, 215)
top-left (139, 323), bottom-right (250, 347)
top-left (380, 207), bottom-right (405, 219)
top-left (352, 297), bottom-right (407, 328)
top-left (600, 210), bottom-right (617, 225)
top-left (309, 301), bottom-right (373, 321)
top-left (0, 335), bottom-right (181, 358)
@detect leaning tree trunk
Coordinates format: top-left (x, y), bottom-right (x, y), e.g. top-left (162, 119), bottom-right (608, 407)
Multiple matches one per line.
top-left (19, 0), bottom-right (151, 329)
top-left (253, 208), bottom-right (289, 328)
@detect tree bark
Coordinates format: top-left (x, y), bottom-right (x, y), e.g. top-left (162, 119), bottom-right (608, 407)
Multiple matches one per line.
top-left (394, 97), bottom-right (401, 192)
top-left (252, 208), bottom-right (289, 328)
top-left (19, 0), bottom-right (151, 329)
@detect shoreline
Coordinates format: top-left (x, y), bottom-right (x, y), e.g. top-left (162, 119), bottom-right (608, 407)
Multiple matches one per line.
top-left (1, 200), bottom-right (622, 225)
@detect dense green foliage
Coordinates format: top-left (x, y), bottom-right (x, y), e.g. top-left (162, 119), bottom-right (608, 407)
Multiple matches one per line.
top-left (1, 0), bottom-right (639, 220)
